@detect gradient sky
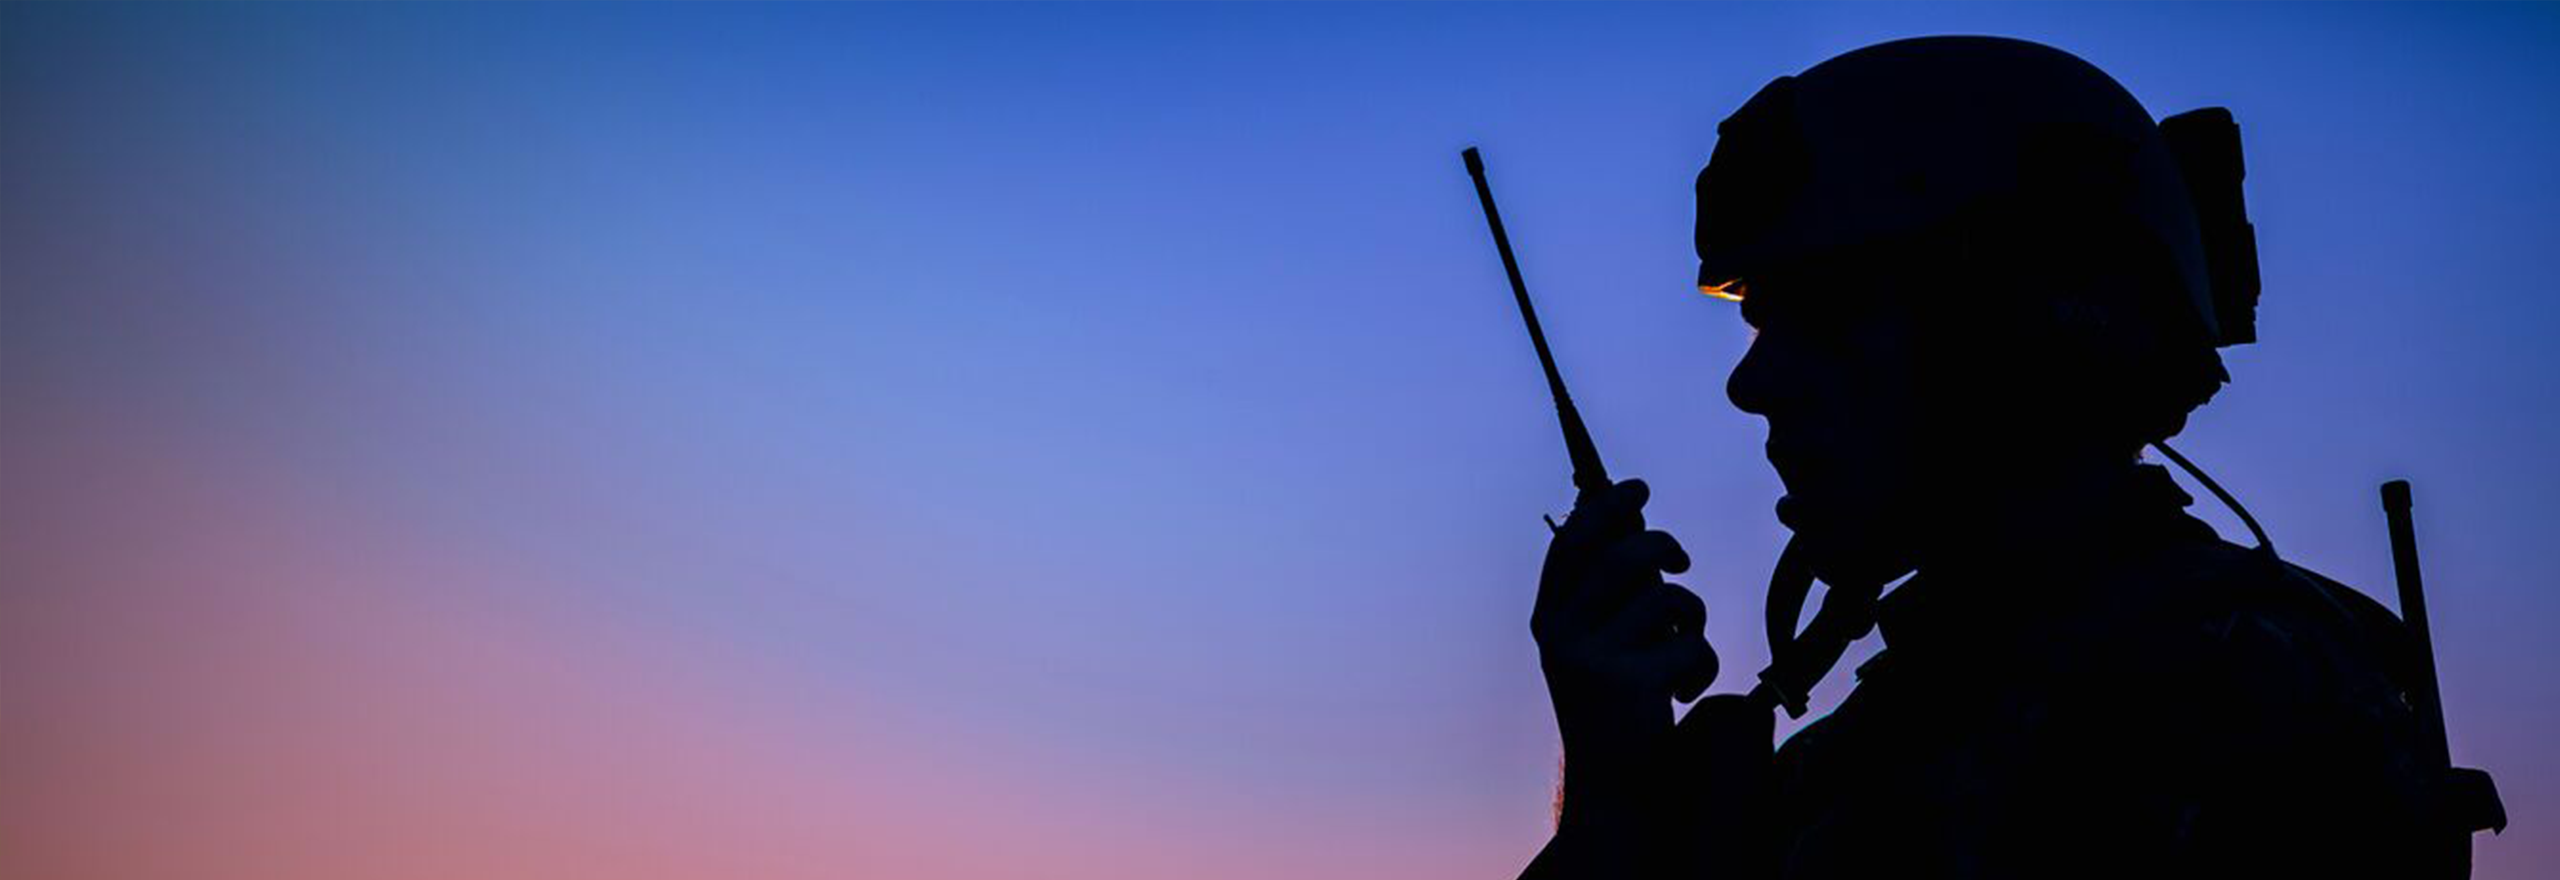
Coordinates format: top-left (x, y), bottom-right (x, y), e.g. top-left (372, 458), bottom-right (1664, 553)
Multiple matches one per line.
top-left (4, 4), bottom-right (2554, 878)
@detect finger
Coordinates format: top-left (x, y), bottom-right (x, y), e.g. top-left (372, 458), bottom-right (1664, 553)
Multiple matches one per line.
top-left (1538, 479), bottom-right (1666, 637)
top-left (1608, 529), bottom-right (1691, 577)
top-left (1662, 579), bottom-right (1706, 638)
top-left (1606, 583), bottom-right (1718, 700)
top-left (1599, 579), bottom-right (1705, 645)
top-left (1543, 479), bottom-right (1655, 595)
top-left (1565, 530), bottom-right (1690, 622)
top-left (1560, 478), bottom-right (1650, 547)
top-left (1651, 633), bottom-right (1720, 703)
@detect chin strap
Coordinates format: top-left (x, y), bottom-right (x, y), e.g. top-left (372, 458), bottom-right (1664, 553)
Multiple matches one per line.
top-left (1747, 538), bottom-right (1886, 719)
top-left (1746, 444), bottom-right (2272, 720)
top-left (2149, 440), bottom-right (2274, 556)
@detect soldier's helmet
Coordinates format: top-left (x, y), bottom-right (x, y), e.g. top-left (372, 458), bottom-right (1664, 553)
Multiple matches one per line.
top-left (1697, 36), bottom-right (2262, 441)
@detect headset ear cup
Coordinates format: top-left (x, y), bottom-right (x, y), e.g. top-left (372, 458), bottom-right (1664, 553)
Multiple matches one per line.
top-left (2160, 107), bottom-right (2262, 346)
top-left (2216, 220), bottom-right (2261, 344)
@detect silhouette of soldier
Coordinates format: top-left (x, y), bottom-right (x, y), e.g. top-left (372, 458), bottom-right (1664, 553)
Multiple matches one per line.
top-left (1518, 37), bottom-right (2501, 879)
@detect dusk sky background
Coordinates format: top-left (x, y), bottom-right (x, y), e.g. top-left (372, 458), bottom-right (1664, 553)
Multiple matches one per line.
top-left (4, 3), bottom-right (2554, 878)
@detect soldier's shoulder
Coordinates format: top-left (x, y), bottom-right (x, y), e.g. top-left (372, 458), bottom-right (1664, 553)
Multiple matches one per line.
top-left (2132, 538), bottom-right (2415, 712)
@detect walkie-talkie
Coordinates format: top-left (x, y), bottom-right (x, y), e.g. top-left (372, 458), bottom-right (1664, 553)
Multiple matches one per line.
top-left (1465, 147), bottom-right (1820, 719)
top-left (1461, 147), bottom-right (1610, 525)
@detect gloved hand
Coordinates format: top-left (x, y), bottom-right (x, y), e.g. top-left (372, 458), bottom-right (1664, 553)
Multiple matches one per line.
top-left (1532, 478), bottom-right (1720, 842)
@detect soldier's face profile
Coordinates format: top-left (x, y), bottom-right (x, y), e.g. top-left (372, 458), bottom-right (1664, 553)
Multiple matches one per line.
top-left (1726, 272), bottom-right (1933, 584)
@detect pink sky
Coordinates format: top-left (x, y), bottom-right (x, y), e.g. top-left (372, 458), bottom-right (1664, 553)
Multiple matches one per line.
top-left (1, 401), bottom-right (1532, 879)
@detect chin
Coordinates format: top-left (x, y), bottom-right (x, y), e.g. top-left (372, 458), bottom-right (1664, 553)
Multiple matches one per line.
top-left (1779, 494), bottom-right (1918, 587)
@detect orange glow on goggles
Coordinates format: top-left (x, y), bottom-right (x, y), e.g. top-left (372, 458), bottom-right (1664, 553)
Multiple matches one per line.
top-left (1698, 280), bottom-right (1747, 302)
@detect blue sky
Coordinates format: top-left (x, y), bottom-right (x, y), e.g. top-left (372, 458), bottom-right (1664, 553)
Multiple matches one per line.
top-left (5, 4), bottom-right (2554, 877)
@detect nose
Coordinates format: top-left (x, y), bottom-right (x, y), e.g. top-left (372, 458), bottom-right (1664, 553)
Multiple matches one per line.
top-left (1728, 332), bottom-right (1781, 416)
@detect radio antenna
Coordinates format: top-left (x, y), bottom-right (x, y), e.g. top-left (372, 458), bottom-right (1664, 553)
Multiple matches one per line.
top-left (1463, 147), bottom-right (1610, 501)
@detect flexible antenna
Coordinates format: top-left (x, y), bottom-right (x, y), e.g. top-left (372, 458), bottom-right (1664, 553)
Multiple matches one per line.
top-left (1463, 147), bottom-right (1610, 500)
